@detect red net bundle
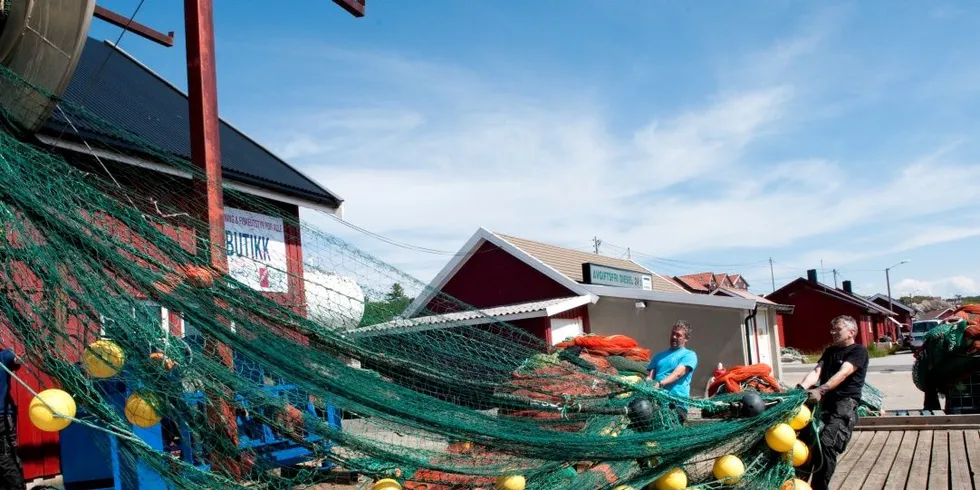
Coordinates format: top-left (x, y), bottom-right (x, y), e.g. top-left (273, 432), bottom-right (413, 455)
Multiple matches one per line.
top-left (555, 334), bottom-right (651, 363)
top-left (707, 363), bottom-right (782, 396)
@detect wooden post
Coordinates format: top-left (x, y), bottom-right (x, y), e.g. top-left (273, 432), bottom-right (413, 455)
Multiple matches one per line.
top-left (183, 0), bottom-right (241, 480)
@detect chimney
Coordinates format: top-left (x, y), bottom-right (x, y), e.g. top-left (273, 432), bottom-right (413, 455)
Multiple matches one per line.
top-left (807, 269), bottom-right (818, 283)
top-left (842, 280), bottom-right (853, 294)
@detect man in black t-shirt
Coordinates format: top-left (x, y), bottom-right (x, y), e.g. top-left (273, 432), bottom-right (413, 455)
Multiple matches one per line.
top-left (796, 315), bottom-right (869, 490)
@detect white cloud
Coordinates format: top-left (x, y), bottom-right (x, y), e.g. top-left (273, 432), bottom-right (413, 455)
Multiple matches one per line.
top-left (264, 22), bottom-right (980, 285)
top-left (895, 276), bottom-right (980, 298)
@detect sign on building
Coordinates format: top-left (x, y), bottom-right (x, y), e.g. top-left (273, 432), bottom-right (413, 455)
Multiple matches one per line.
top-left (582, 263), bottom-right (653, 291)
top-left (225, 207), bottom-right (288, 292)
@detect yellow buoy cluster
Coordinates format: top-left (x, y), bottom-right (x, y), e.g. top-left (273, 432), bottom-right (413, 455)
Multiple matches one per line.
top-left (81, 339), bottom-right (164, 428)
top-left (762, 403), bottom-right (814, 489)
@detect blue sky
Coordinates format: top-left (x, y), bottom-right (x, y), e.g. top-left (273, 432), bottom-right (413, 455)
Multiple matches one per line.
top-left (90, 1), bottom-right (980, 298)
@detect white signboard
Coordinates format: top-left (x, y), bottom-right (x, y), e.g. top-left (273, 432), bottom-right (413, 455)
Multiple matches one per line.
top-left (584, 263), bottom-right (653, 291)
top-left (224, 207), bottom-right (288, 292)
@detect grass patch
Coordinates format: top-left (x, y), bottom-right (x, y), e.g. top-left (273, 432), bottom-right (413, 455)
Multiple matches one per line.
top-left (802, 352), bottom-right (822, 363)
top-left (868, 343), bottom-right (901, 358)
top-left (799, 343), bottom-right (900, 363)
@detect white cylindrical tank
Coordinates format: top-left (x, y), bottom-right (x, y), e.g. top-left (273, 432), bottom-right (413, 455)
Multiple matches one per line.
top-left (303, 270), bottom-right (365, 330)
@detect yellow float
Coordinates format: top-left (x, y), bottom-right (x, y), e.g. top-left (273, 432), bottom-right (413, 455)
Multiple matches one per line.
top-left (785, 439), bottom-right (810, 467)
top-left (712, 454), bottom-right (745, 484)
top-left (494, 475), bottom-right (525, 490)
top-left (125, 392), bottom-right (162, 428)
top-left (82, 339), bottom-right (125, 378)
top-left (781, 478), bottom-right (812, 490)
top-left (765, 423), bottom-right (797, 452)
top-left (653, 467), bottom-right (687, 490)
top-left (372, 479), bottom-right (402, 490)
top-left (28, 389), bottom-right (76, 432)
top-left (789, 404), bottom-right (812, 430)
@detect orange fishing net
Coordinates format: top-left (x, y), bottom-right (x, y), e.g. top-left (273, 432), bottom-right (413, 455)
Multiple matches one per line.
top-left (555, 334), bottom-right (651, 362)
top-left (707, 364), bottom-right (782, 396)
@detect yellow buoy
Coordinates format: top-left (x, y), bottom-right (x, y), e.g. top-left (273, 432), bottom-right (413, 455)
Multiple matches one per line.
top-left (125, 393), bottom-right (162, 428)
top-left (789, 404), bottom-right (812, 430)
top-left (712, 454), bottom-right (745, 484)
top-left (765, 423), bottom-right (797, 452)
top-left (82, 339), bottom-right (125, 378)
top-left (494, 475), bottom-right (526, 490)
top-left (28, 389), bottom-right (76, 432)
top-left (653, 467), bottom-right (687, 490)
top-left (781, 478), bottom-right (812, 490)
top-left (372, 479), bottom-right (402, 490)
top-left (785, 439), bottom-right (810, 467)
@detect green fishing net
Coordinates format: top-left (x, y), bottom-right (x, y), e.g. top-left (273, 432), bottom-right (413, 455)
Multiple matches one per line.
top-left (912, 319), bottom-right (980, 395)
top-left (0, 60), bottom-right (820, 490)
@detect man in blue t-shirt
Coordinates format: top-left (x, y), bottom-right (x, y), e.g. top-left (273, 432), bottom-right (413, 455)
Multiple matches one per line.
top-left (647, 320), bottom-right (698, 424)
top-left (0, 348), bottom-right (24, 490)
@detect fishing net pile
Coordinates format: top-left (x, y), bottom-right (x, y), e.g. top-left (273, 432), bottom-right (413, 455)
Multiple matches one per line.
top-left (913, 308), bottom-right (980, 400)
top-left (0, 63), bottom-right (820, 490)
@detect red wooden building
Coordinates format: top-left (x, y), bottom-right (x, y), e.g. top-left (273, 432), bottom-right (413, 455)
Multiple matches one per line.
top-left (766, 270), bottom-right (897, 352)
top-left (4, 38), bottom-right (343, 481)
top-left (868, 293), bottom-right (915, 336)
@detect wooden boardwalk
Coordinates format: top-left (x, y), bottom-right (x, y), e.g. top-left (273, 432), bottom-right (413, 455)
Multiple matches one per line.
top-left (831, 429), bottom-right (980, 489)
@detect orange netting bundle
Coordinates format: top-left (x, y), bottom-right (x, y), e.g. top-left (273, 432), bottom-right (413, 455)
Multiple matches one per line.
top-left (555, 334), bottom-right (652, 362)
top-left (951, 304), bottom-right (980, 326)
top-left (707, 364), bottom-right (783, 397)
top-left (954, 305), bottom-right (980, 354)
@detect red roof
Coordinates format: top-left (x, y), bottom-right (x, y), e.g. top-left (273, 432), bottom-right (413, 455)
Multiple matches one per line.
top-left (768, 278), bottom-right (896, 316)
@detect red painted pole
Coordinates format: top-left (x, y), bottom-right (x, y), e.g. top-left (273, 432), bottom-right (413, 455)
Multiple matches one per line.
top-left (183, 0), bottom-right (241, 480)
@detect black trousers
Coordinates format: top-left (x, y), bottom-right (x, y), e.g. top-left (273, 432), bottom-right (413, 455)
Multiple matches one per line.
top-left (924, 388), bottom-right (941, 411)
top-left (0, 414), bottom-right (23, 490)
top-left (807, 396), bottom-right (859, 490)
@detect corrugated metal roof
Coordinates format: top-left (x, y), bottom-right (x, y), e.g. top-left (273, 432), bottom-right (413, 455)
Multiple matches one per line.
top-left (38, 38), bottom-right (342, 208)
top-left (493, 233), bottom-right (686, 293)
top-left (350, 296), bottom-right (592, 337)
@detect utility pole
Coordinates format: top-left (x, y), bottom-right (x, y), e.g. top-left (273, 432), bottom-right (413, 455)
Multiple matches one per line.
top-left (832, 269), bottom-right (839, 288)
top-left (769, 258), bottom-right (776, 292)
top-left (181, 0), bottom-right (363, 479)
top-left (593, 236), bottom-right (602, 255)
top-left (885, 260), bottom-right (911, 314)
top-left (183, 0), bottom-right (240, 479)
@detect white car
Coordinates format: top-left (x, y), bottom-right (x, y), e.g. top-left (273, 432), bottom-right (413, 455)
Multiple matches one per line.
top-left (910, 319), bottom-right (942, 349)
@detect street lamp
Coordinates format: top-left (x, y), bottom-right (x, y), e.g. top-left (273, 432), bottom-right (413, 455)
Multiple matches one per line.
top-left (886, 260), bottom-right (911, 313)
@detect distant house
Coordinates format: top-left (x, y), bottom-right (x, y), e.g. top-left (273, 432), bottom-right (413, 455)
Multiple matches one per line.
top-left (766, 270), bottom-right (897, 352)
top-left (920, 308), bottom-right (957, 322)
top-left (868, 293), bottom-right (915, 332)
top-left (675, 272), bottom-right (750, 294)
top-left (353, 228), bottom-right (788, 393)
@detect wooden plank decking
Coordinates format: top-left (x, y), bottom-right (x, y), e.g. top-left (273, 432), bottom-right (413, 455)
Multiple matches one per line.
top-left (831, 429), bottom-right (980, 489)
